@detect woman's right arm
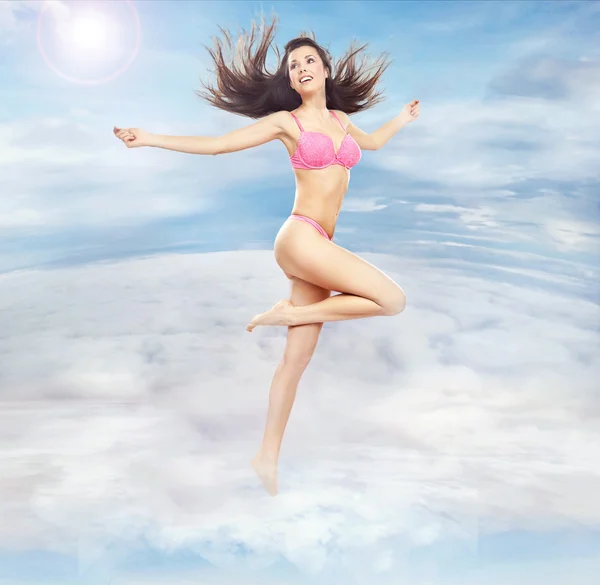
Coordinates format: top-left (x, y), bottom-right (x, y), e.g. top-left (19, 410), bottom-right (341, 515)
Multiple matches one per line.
top-left (114, 111), bottom-right (288, 155)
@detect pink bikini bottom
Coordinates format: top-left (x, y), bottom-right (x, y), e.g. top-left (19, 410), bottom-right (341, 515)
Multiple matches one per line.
top-left (288, 214), bottom-right (333, 241)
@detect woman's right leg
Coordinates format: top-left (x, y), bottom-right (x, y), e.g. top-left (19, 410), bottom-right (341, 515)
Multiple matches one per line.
top-left (251, 275), bottom-right (330, 496)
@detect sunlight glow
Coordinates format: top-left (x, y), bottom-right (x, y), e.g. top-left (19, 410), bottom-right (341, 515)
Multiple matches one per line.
top-left (66, 13), bottom-right (111, 53)
top-left (37, 0), bottom-right (141, 85)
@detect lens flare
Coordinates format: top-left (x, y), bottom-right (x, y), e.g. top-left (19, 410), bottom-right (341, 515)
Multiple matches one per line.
top-left (68, 14), bottom-right (110, 51)
top-left (36, 0), bottom-right (142, 86)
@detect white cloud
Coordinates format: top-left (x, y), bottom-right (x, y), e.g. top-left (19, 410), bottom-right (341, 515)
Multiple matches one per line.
top-left (343, 197), bottom-right (388, 212)
top-left (2, 12), bottom-right (599, 272)
top-left (545, 218), bottom-right (600, 251)
top-left (1, 2), bottom-right (599, 583)
top-left (410, 192), bottom-right (599, 254)
top-left (346, 54), bottom-right (600, 257)
top-left (0, 2), bottom-right (19, 34)
top-left (0, 108), bottom-right (289, 229)
top-left (414, 204), bottom-right (499, 231)
top-left (373, 88), bottom-right (600, 189)
top-left (0, 251), bottom-right (598, 582)
top-left (0, 0), bottom-right (48, 44)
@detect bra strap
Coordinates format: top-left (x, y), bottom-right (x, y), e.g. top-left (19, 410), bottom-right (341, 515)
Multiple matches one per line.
top-left (290, 112), bottom-right (304, 132)
top-left (329, 110), bottom-right (346, 132)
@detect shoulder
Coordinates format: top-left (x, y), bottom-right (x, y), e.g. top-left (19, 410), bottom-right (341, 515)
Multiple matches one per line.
top-left (265, 110), bottom-right (292, 126)
top-left (268, 109), bottom-right (295, 137)
top-left (331, 109), bottom-right (351, 128)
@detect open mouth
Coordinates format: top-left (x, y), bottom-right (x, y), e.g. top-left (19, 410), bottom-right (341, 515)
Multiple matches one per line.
top-left (300, 76), bottom-right (313, 84)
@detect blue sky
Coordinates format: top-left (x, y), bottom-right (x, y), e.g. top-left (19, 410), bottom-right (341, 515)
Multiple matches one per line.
top-left (1, 1), bottom-right (599, 584)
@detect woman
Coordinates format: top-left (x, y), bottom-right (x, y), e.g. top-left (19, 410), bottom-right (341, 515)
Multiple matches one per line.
top-left (113, 17), bottom-right (420, 496)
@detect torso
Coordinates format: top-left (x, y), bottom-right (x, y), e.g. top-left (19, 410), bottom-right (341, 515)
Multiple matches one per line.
top-left (278, 109), bottom-right (353, 239)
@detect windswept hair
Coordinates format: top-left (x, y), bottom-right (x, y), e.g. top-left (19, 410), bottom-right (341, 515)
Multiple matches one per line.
top-left (195, 15), bottom-right (392, 118)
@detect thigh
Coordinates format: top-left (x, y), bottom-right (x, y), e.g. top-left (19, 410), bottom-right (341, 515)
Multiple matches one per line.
top-left (275, 220), bottom-right (402, 305)
top-left (283, 277), bottom-right (331, 365)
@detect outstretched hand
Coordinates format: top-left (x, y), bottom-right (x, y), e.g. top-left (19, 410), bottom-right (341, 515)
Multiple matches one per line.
top-left (399, 99), bottom-right (420, 125)
top-left (113, 126), bottom-right (152, 148)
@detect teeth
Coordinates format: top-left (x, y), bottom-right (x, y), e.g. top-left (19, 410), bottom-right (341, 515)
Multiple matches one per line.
top-left (300, 77), bottom-right (312, 83)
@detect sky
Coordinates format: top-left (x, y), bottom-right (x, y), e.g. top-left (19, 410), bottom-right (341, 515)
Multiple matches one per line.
top-left (0, 0), bottom-right (599, 584)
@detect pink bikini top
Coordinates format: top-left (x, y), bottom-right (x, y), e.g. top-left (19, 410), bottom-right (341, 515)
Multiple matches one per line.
top-left (289, 110), bottom-right (362, 170)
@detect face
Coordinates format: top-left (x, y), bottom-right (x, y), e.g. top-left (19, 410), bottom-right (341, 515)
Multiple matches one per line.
top-left (288, 45), bottom-right (328, 94)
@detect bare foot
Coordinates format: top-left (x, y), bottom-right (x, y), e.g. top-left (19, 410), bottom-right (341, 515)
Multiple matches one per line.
top-left (246, 300), bottom-right (294, 332)
top-left (251, 452), bottom-right (279, 496)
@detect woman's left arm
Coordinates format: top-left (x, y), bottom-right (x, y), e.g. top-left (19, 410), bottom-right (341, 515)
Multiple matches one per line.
top-left (336, 99), bottom-right (420, 151)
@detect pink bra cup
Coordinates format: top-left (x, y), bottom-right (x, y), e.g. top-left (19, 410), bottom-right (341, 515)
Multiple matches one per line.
top-left (289, 111), bottom-right (362, 170)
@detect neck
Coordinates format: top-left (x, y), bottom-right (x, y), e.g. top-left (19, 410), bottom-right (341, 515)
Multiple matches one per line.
top-left (298, 94), bottom-right (328, 117)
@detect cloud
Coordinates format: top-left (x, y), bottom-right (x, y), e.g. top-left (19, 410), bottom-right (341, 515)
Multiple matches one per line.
top-left (2, 15), bottom-right (599, 279)
top-left (374, 86), bottom-right (600, 191)
top-left (343, 197), bottom-right (388, 212)
top-left (0, 107), bottom-right (289, 231)
top-left (544, 218), bottom-right (600, 251)
top-left (488, 56), bottom-right (600, 101)
top-left (414, 204), bottom-right (499, 231)
top-left (0, 0), bottom-right (47, 45)
top-left (359, 53), bottom-right (600, 259)
top-left (0, 1), bottom-right (30, 36)
top-left (0, 251), bottom-right (598, 583)
top-left (0, 2), bottom-right (19, 34)
top-left (1, 2), bottom-right (599, 583)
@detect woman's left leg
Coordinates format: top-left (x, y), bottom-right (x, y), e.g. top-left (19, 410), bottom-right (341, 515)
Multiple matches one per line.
top-left (251, 275), bottom-right (330, 496)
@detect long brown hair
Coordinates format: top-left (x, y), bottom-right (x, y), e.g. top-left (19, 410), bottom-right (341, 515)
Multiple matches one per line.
top-left (195, 15), bottom-right (392, 118)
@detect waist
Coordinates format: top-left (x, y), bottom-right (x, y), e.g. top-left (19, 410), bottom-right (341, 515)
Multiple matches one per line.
top-left (289, 206), bottom-right (339, 237)
top-left (288, 214), bottom-right (333, 240)
top-left (292, 173), bottom-right (349, 199)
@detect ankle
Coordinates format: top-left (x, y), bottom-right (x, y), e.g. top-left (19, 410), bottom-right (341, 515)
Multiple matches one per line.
top-left (258, 446), bottom-right (279, 464)
top-left (285, 304), bottom-right (299, 327)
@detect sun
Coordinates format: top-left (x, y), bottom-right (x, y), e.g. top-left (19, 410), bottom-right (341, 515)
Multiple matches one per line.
top-left (37, 0), bottom-right (142, 85)
top-left (67, 13), bottom-right (110, 52)
top-left (56, 9), bottom-right (115, 57)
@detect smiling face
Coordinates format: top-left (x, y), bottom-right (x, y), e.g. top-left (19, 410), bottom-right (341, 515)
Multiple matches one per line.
top-left (288, 45), bottom-right (329, 94)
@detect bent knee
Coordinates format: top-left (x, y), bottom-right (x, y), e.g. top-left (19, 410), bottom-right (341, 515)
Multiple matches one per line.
top-left (381, 287), bottom-right (407, 316)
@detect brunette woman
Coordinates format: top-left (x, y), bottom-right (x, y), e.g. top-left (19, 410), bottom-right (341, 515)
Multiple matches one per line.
top-left (114, 17), bottom-right (420, 496)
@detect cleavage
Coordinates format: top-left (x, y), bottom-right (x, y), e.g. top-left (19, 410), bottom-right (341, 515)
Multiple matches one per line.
top-left (303, 127), bottom-right (346, 154)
